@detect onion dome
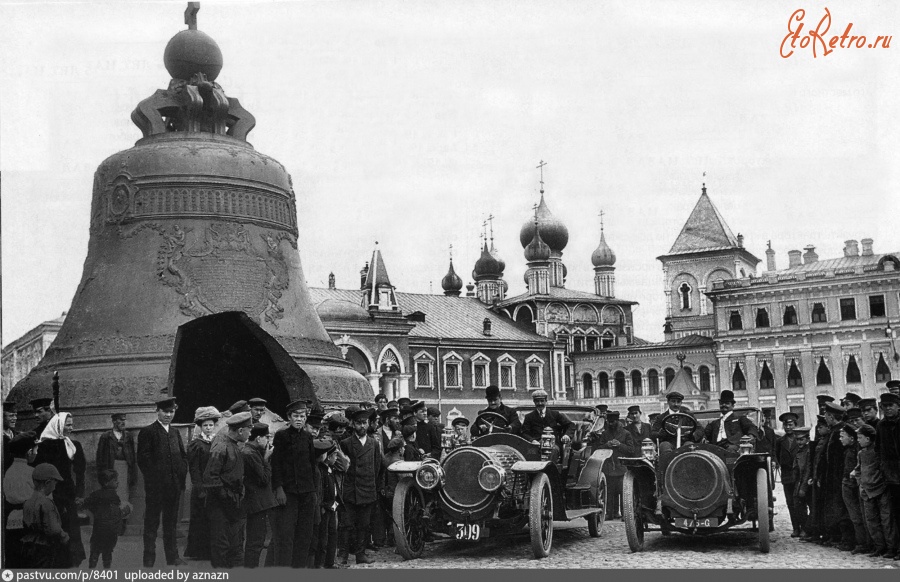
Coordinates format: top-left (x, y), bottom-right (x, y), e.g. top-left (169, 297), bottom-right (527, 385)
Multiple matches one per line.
top-left (473, 242), bottom-right (502, 281)
top-left (524, 222), bottom-right (551, 262)
top-left (489, 243), bottom-right (506, 274)
top-left (591, 230), bottom-right (617, 267)
top-left (519, 193), bottom-right (568, 252)
top-left (163, 7), bottom-right (223, 81)
top-left (441, 259), bottom-right (464, 295)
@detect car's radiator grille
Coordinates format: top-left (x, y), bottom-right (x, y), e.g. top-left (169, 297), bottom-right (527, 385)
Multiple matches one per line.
top-left (664, 450), bottom-right (727, 509)
top-left (442, 448), bottom-right (491, 507)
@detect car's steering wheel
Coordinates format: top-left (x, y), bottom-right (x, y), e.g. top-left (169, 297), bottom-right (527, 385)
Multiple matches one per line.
top-left (663, 411), bottom-right (698, 437)
top-left (475, 411), bottom-right (510, 433)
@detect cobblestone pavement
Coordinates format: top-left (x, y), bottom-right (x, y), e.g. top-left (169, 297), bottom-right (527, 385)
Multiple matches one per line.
top-left (81, 495), bottom-right (899, 570)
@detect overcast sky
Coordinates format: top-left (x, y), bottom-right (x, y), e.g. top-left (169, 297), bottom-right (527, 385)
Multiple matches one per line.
top-left (2, 0), bottom-right (899, 345)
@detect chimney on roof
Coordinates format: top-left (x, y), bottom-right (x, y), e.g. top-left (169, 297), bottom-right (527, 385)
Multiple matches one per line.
top-left (465, 282), bottom-right (475, 297)
top-left (765, 240), bottom-right (776, 271)
top-left (483, 318), bottom-right (492, 336)
top-left (844, 240), bottom-right (859, 257)
top-left (802, 245), bottom-right (818, 264)
top-left (737, 233), bottom-right (744, 248)
top-left (788, 250), bottom-right (802, 268)
top-left (328, 272), bottom-right (336, 290)
top-left (861, 238), bottom-right (874, 256)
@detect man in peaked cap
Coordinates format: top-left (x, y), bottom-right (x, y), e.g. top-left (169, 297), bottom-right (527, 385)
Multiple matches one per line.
top-left (859, 398), bottom-right (880, 431)
top-left (874, 392), bottom-right (900, 558)
top-left (413, 401), bottom-right (441, 459)
top-left (521, 389), bottom-right (575, 446)
top-left (397, 397), bottom-right (412, 409)
top-left (29, 397), bottom-right (54, 438)
top-left (775, 412), bottom-right (802, 536)
top-left (471, 385), bottom-right (521, 438)
top-left (887, 379), bottom-right (900, 396)
top-left (704, 390), bottom-right (759, 453)
top-left (96, 412), bottom-right (137, 510)
top-left (204, 411), bottom-right (252, 568)
top-left (271, 398), bottom-right (318, 567)
top-left (650, 390), bottom-right (703, 453)
top-left (587, 410), bottom-right (636, 520)
top-left (818, 401), bottom-right (854, 549)
top-left (248, 398), bottom-right (267, 423)
top-left (339, 408), bottom-right (382, 565)
top-left (625, 405), bottom-right (650, 443)
top-left (137, 397), bottom-right (187, 567)
top-left (842, 393), bottom-right (862, 409)
top-left (817, 394), bottom-right (836, 415)
top-left (387, 400), bottom-right (399, 411)
top-left (242, 423), bottom-right (275, 568)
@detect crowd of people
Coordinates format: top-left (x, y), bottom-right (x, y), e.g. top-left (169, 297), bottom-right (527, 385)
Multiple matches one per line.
top-left (2, 379), bottom-right (898, 568)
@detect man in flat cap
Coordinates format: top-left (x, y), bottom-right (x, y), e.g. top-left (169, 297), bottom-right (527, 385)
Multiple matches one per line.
top-left (651, 391), bottom-right (703, 453)
top-left (242, 423), bottom-right (276, 568)
top-left (875, 391), bottom-right (900, 558)
top-left (137, 397), bottom-right (187, 567)
top-left (271, 399), bottom-right (318, 568)
top-left (625, 405), bottom-right (650, 443)
top-left (587, 411), bottom-right (636, 520)
top-left (775, 412), bottom-right (802, 536)
top-left (339, 408), bottom-right (383, 565)
top-left (413, 401), bottom-right (441, 460)
top-left (471, 385), bottom-right (521, 438)
top-left (704, 390), bottom-right (759, 453)
top-left (204, 412), bottom-right (252, 568)
top-left (817, 401), bottom-right (853, 549)
top-left (521, 390), bottom-right (574, 446)
top-left (248, 398), bottom-right (267, 423)
top-left (95, 413), bottom-right (136, 526)
top-left (29, 398), bottom-right (54, 439)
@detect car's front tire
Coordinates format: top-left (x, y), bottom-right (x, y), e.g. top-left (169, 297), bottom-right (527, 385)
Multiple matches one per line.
top-left (393, 476), bottom-right (427, 560)
top-left (528, 472), bottom-right (553, 558)
top-left (623, 471), bottom-right (644, 552)
top-left (587, 473), bottom-right (606, 538)
top-left (756, 468), bottom-right (770, 553)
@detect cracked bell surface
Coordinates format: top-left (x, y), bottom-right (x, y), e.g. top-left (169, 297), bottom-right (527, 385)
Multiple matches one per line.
top-left (8, 5), bottom-right (372, 428)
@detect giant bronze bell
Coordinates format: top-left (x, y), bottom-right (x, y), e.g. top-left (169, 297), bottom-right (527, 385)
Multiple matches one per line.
top-left (9, 5), bottom-right (372, 429)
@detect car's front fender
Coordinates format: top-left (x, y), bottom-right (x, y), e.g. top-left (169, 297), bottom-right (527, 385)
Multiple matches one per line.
top-left (388, 461), bottom-right (423, 474)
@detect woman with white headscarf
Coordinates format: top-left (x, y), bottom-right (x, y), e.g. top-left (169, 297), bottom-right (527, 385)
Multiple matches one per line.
top-left (33, 412), bottom-right (87, 567)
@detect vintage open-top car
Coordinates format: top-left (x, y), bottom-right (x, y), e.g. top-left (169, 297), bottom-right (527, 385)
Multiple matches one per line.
top-left (620, 406), bottom-right (774, 553)
top-left (389, 405), bottom-right (610, 559)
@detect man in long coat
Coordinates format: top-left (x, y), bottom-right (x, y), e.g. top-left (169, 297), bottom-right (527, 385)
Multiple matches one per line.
top-left (204, 412), bottom-right (251, 568)
top-left (96, 413), bottom-right (137, 495)
top-left (137, 397), bottom-right (187, 568)
top-left (817, 401), bottom-right (852, 547)
top-left (588, 411), bottom-right (636, 520)
top-left (339, 408), bottom-right (383, 565)
top-left (774, 411), bottom-right (802, 536)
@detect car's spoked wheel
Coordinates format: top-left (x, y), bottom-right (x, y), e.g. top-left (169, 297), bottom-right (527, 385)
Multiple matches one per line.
top-left (529, 473), bottom-right (553, 558)
top-left (756, 468), bottom-right (770, 553)
top-left (393, 477), bottom-right (426, 560)
top-left (623, 471), bottom-right (645, 552)
top-left (587, 473), bottom-right (607, 537)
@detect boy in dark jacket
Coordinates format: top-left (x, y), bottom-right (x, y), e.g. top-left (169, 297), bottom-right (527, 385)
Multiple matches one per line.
top-left (854, 423), bottom-right (898, 558)
top-left (242, 423), bottom-right (276, 568)
top-left (791, 427), bottom-right (812, 537)
top-left (839, 425), bottom-right (866, 553)
top-left (85, 469), bottom-right (130, 569)
top-left (21, 464), bottom-right (69, 568)
top-left (311, 439), bottom-right (341, 568)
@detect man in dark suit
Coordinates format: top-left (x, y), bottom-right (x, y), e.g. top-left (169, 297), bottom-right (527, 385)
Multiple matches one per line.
top-left (271, 399), bottom-right (318, 568)
top-left (859, 398), bottom-right (879, 431)
top-left (587, 411), bottom-right (636, 520)
top-left (775, 411), bottom-right (802, 536)
top-left (96, 413), bottom-right (136, 488)
top-left (137, 397), bottom-right (188, 567)
top-left (470, 385), bottom-right (521, 438)
top-left (625, 405), bottom-right (650, 444)
top-left (521, 390), bottom-right (575, 446)
top-left (339, 408), bottom-right (383, 565)
top-left (29, 397), bottom-right (54, 438)
top-left (703, 390), bottom-right (759, 453)
top-left (650, 391), bottom-right (703, 453)
top-left (413, 401), bottom-right (440, 459)
top-left (242, 423), bottom-right (276, 568)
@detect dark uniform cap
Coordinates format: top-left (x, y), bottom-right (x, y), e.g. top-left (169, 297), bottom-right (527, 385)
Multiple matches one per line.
top-left (886, 380), bottom-right (900, 389)
top-left (880, 392), bottom-right (900, 405)
top-left (399, 405), bottom-right (413, 419)
top-left (606, 411), bottom-right (621, 421)
top-left (286, 399), bottom-right (310, 415)
top-left (387, 401), bottom-right (400, 410)
top-left (397, 398), bottom-right (412, 407)
top-left (313, 438), bottom-right (336, 454)
top-left (400, 416), bottom-right (418, 428)
top-left (778, 412), bottom-right (799, 423)
top-left (350, 408), bottom-right (376, 423)
top-left (30, 398), bottom-right (53, 410)
top-left (816, 394), bottom-right (835, 404)
top-left (823, 401), bottom-right (846, 416)
top-left (857, 424), bottom-right (876, 438)
top-left (228, 400), bottom-right (251, 414)
top-left (627, 405), bottom-right (642, 414)
top-left (815, 414), bottom-right (826, 425)
top-left (485, 385), bottom-right (501, 399)
top-left (9, 432), bottom-right (36, 456)
top-left (594, 404), bottom-right (609, 413)
top-left (110, 412), bottom-right (127, 421)
top-left (718, 390), bottom-right (736, 404)
top-left (666, 391), bottom-right (684, 401)
top-left (858, 398), bottom-right (878, 410)
top-left (451, 417), bottom-right (470, 427)
top-left (32, 463), bottom-right (64, 482)
top-left (648, 413), bottom-right (660, 422)
top-left (843, 393), bottom-right (861, 405)
top-left (248, 398), bottom-right (267, 407)
top-left (411, 400), bottom-right (426, 413)
top-left (374, 393), bottom-right (388, 403)
top-left (3, 401), bottom-right (16, 412)
top-left (379, 408), bottom-right (400, 422)
top-left (249, 423), bottom-right (269, 439)
top-left (845, 407), bottom-right (862, 420)
top-left (427, 407), bottom-right (441, 417)
top-left (226, 411), bottom-right (253, 428)
top-left (401, 425), bottom-right (418, 438)
top-left (155, 397), bottom-right (177, 411)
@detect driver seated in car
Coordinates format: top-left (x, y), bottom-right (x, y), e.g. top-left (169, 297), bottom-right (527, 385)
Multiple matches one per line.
top-left (704, 390), bottom-right (759, 454)
top-left (650, 391), bottom-right (704, 454)
top-left (470, 385), bottom-right (521, 438)
top-left (521, 390), bottom-right (574, 450)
